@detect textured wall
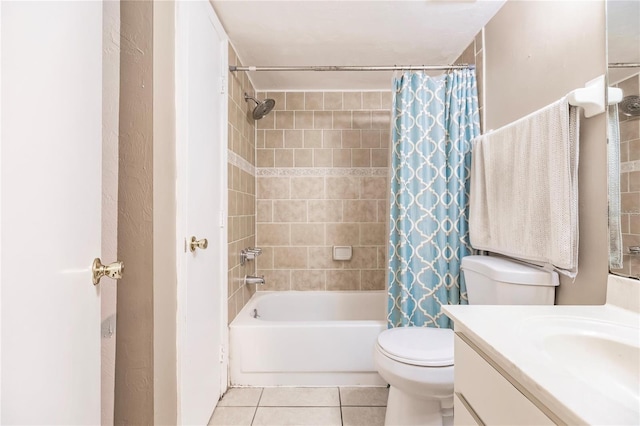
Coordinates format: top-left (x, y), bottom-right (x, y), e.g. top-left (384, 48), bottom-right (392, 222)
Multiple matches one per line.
top-left (484, 0), bottom-right (608, 304)
top-left (255, 91), bottom-right (391, 291)
top-left (115, 1), bottom-right (154, 423)
top-left (227, 45), bottom-right (258, 323)
top-left (611, 73), bottom-right (640, 278)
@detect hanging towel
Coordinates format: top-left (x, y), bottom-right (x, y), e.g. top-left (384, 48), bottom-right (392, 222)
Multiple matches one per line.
top-left (469, 98), bottom-right (580, 277)
top-left (608, 104), bottom-right (623, 270)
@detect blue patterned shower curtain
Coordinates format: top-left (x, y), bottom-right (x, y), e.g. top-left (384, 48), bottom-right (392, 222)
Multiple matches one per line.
top-left (387, 69), bottom-right (480, 329)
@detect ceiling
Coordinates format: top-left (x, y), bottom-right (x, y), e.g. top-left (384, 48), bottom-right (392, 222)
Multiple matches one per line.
top-left (211, 1), bottom-right (506, 91)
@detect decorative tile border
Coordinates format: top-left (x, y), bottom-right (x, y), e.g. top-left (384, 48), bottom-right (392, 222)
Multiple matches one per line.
top-left (228, 150), bottom-right (256, 176)
top-left (256, 167), bottom-right (389, 177)
top-left (621, 160), bottom-right (640, 173)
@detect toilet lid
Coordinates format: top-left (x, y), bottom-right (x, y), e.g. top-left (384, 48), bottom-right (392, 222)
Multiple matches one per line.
top-left (377, 327), bottom-right (454, 367)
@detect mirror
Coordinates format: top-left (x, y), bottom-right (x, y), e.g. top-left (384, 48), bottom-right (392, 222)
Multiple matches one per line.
top-left (607, 0), bottom-right (640, 277)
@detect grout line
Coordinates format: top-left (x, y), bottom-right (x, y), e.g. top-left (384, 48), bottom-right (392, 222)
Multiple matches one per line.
top-left (249, 388), bottom-right (264, 425)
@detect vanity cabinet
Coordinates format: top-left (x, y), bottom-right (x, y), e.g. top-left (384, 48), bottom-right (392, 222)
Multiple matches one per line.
top-left (453, 334), bottom-right (556, 426)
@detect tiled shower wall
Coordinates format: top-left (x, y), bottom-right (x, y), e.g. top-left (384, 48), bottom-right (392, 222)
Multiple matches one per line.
top-left (227, 45), bottom-right (258, 323)
top-left (255, 91), bottom-right (391, 291)
top-left (612, 73), bottom-right (640, 278)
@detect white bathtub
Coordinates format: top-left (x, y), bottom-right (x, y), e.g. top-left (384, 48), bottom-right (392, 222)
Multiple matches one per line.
top-left (229, 291), bottom-right (387, 386)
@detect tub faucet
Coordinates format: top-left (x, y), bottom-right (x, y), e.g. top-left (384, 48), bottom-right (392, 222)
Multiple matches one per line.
top-left (244, 275), bottom-right (265, 286)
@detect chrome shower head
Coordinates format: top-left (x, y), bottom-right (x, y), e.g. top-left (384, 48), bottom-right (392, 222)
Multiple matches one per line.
top-left (620, 95), bottom-right (640, 118)
top-left (244, 93), bottom-right (276, 120)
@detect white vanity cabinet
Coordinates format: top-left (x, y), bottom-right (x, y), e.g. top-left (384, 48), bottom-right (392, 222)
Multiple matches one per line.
top-left (453, 334), bottom-right (557, 426)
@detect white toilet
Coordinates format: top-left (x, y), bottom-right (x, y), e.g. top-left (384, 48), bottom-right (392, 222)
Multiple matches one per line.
top-left (374, 255), bottom-right (559, 426)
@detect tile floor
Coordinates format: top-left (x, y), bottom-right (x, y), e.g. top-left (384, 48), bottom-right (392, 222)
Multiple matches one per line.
top-left (209, 387), bottom-right (388, 426)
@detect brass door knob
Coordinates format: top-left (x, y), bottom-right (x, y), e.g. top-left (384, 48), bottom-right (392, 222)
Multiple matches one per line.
top-left (190, 236), bottom-right (208, 252)
top-left (92, 258), bottom-right (124, 285)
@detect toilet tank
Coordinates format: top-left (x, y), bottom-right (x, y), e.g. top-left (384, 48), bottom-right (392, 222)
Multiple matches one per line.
top-left (461, 255), bottom-right (559, 305)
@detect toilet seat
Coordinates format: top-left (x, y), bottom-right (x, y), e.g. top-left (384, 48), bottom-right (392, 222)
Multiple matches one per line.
top-left (377, 327), bottom-right (454, 367)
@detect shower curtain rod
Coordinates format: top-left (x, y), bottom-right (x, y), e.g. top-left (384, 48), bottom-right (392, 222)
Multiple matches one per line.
top-left (229, 64), bottom-right (474, 72)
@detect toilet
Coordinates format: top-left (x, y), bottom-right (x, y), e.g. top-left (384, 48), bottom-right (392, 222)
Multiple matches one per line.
top-left (374, 255), bottom-right (559, 426)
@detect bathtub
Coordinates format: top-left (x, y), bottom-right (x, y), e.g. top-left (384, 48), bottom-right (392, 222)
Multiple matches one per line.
top-left (229, 291), bottom-right (387, 386)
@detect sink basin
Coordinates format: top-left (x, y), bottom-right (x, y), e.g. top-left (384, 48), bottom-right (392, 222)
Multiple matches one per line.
top-left (520, 316), bottom-right (640, 413)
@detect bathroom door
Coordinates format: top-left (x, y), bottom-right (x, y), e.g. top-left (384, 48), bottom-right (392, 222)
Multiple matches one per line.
top-left (176, 1), bottom-right (227, 424)
top-left (1, 1), bottom-right (102, 424)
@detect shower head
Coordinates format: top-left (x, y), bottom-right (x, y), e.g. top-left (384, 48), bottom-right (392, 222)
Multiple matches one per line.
top-left (244, 93), bottom-right (276, 120)
top-left (620, 95), bottom-right (640, 118)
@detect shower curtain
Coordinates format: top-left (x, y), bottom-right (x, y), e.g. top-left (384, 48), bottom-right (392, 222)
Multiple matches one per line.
top-left (387, 69), bottom-right (480, 329)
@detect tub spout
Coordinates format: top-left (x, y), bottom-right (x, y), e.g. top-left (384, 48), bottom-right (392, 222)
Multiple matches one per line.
top-left (244, 275), bottom-right (265, 286)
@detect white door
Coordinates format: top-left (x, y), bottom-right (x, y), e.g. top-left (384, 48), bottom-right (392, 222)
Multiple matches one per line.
top-left (176, 1), bottom-right (227, 424)
top-left (1, 1), bottom-right (103, 424)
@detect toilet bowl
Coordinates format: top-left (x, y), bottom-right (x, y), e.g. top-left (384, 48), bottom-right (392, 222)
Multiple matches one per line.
top-left (375, 255), bottom-right (560, 425)
top-left (373, 327), bottom-right (454, 426)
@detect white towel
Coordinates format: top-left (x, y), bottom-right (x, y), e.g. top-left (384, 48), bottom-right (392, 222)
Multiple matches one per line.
top-left (469, 98), bottom-right (580, 277)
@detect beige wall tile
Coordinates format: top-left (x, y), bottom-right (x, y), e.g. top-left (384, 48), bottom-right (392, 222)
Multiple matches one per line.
top-left (621, 172), bottom-right (629, 193)
top-left (344, 200), bottom-right (378, 222)
top-left (333, 149), bottom-right (352, 168)
top-left (257, 149), bottom-right (274, 167)
top-left (333, 111), bottom-right (352, 129)
top-left (630, 215), bottom-right (640, 234)
top-left (291, 224), bottom-right (325, 246)
top-left (326, 176), bottom-right (360, 199)
top-left (381, 91), bottom-right (392, 108)
top-left (360, 223), bottom-right (386, 245)
top-left (324, 92), bottom-right (343, 110)
top-left (342, 130), bottom-right (361, 148)
top-left (361, 130), bottom-right (381, 148)
top-left (314, 149), bottom-right (333, 167)
top-left (294, 149), bottom-right (313, 167)
top-left (314, 111), bottom-right (333, 129)
top-left (256, 200), bottom-right (273, 223)
top-left (377, 246), bottom-right (387, 269)
top-left (260, 269), bottom-right (291, 291)
top-left (284, 130), bottom-right (303, 148)
top-left (629, 139), bottom-right (640, 162)
top-left (257, 177), bottom-right (290, 200)
top-left (308, 200), bottom-right (343, 223)
top-left (275, 111), bottom-right (294, 129)
top-left (326, 223), bottom-right (360, 245)
top-left (352, 149), bottom-right (371, 167)
top-left (256, 130), bottom-right (265, 148)
top-left (286, 92), bottom-right (305, 110)
top-left (273, 200), bottom-right (307, 223)
top-left (274, 149), bottom-right (294, 167)
top-left (305, 92), bottom-right (323, 110)
top-left (348, 247), bottom-right (378, 269)
top-left (323, 130), bottom-right (342, 148)
top-left (308, 247), bottom-right (344, 269)
top-left (371, 111), bottom-right (390, 129)
top-left (257, 111), bottom-right (275, 129)
top-left (326, 270), bottom-right (360, 290)
top-left (343, 92), bottom-right (362, 110)
top-left (267, 92), bottom-right (286, 111)
top-left (295, 111), bottom-right (314, 129)
top-left (291, 270), bottom-right (326, 290)
top-left (258, 246), bottom-right (274, 270)
top-left (362, 92), bottom-right (382, 110)
top-left (291, 177), bottom-right (324, 199)
top-left (377, 200), bottom-right (388, 223)
top-left (371, 149), bottom-right (388, 167)
top-left (380, 130), bottom-right (391, 148)
top-left (257, 223), bottom-right (290, 245)
top-left (353, 111), bottom-right (372, 129)
top-left (361, 177), bottom-right (387, 199)
top-left (274, 247), bottom-right (308, 268)
top-left (362, 270), bottom-right (386, 290)
top-left (630, 171), bottom-right (640, 192)
top-left (304, 130), bottom-right (322, 148)
top-left (265, 130), bottom-right (284, 148)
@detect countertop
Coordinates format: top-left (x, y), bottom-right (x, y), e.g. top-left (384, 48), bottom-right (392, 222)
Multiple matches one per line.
top-left (443, 276), bottom-right (640, 425)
